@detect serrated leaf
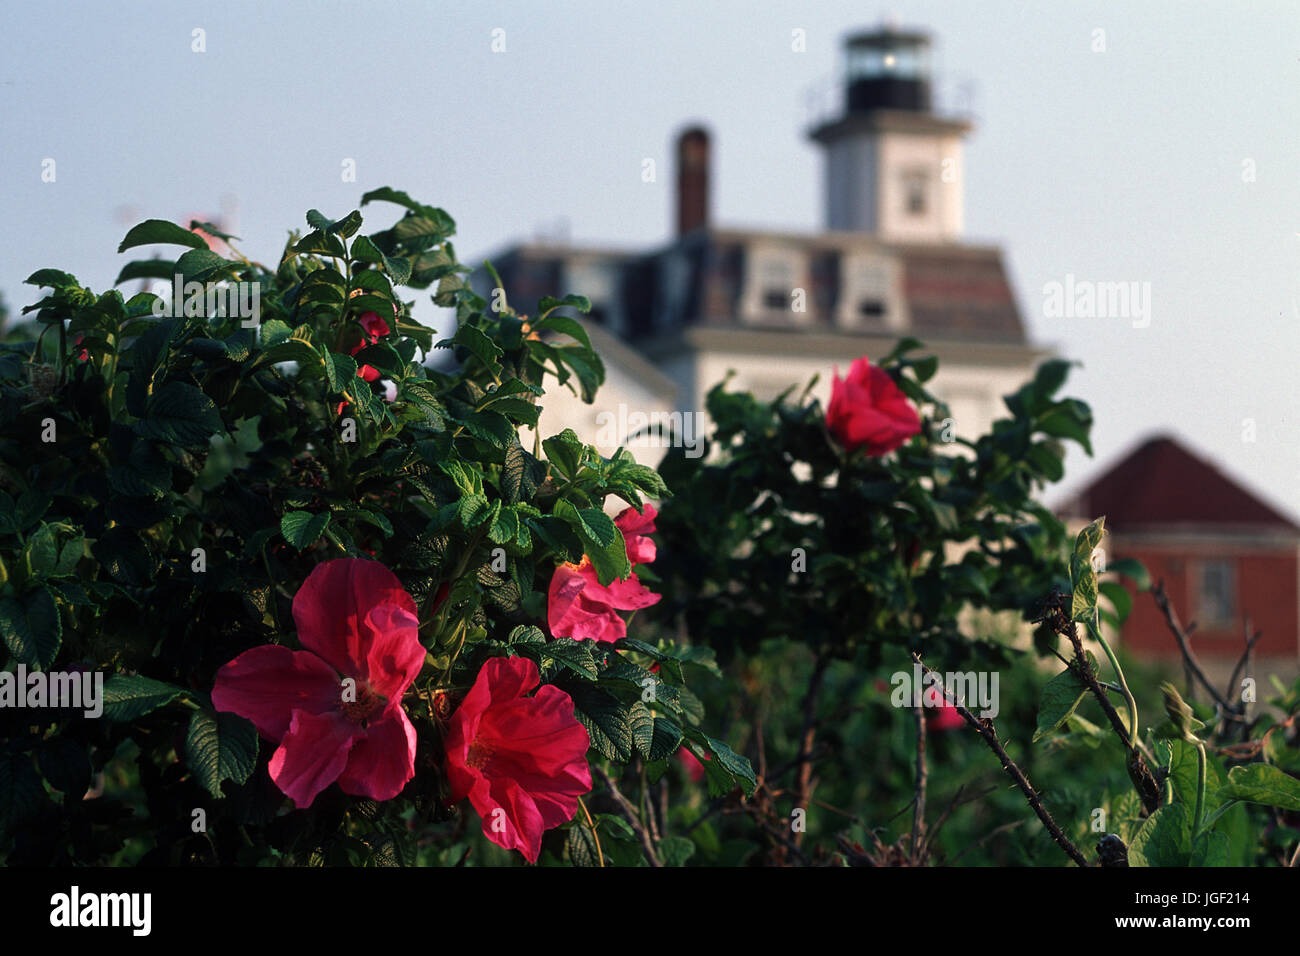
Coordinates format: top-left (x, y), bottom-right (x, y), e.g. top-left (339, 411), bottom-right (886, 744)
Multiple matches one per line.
top-left (281, 511), bottom-right (331, 550)
top-left (543, 639), bottom-right (599, 680)
top-left (0, 587), bottom-right (62, 669)
top-left (572, 686), bottom-right (632, 763)
top-left (100, 674), bottom-right (186, 721)
top-left (137, 381), bottom-right (224, 447)
top-left (649, 716), bottom-right (684, 760)
top-left (185, 709), bottom-right (259, 798)
top-left (629, 701), bottom-right (654, 758)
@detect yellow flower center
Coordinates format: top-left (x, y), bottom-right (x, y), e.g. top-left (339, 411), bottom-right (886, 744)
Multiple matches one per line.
top-left (466, 738), bottom-right (497, 770)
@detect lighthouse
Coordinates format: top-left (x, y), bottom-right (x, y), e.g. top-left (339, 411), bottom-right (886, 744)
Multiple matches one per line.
top-left (810, 27), bottom-right (970, 242)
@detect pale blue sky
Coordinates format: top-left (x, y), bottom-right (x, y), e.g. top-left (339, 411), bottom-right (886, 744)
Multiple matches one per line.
top-left (2, 1), bottom-right (1297, 518)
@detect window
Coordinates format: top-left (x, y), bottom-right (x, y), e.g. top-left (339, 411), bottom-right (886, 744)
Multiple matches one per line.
top-left (902, 170), bottom-right (927, 216)
top-left (741, 245), bottom-right (809, 324)
top-left (1195, 559), bottom-right (1236, 629)
top-left (760, 259), bottom-right (795, 312)
top-left (836, 251), bottom-right (902, 331)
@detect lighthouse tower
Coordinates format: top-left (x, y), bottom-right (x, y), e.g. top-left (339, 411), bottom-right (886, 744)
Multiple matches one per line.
top-left (810, 27), bottom-right (970, 243)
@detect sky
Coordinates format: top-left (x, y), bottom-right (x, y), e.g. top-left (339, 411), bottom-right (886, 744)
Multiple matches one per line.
top-left (2, 0), bottom-right (1298, 519)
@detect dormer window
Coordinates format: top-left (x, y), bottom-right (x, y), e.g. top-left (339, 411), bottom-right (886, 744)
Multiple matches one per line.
top-left (902, 169), bottom-right (928, 216)
top-left (741, 245), bottom-right (809, 324)
top-left (836, 251), bottom-right (904, 331)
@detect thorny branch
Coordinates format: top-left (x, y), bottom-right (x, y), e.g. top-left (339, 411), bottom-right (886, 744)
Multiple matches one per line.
top-left (912, 654), bottom-right (1091, 867)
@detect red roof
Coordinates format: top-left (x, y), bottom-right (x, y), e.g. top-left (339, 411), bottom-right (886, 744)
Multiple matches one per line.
top-left (1067, 435), bottom-right (1300, 533)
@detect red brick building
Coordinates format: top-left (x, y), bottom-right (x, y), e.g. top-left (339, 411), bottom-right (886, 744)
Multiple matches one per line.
top-left (1063, 435), bottom-right (1300, 676)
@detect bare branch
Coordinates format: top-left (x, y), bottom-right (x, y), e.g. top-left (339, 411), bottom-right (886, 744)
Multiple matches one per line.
top-left (911, 703), bottom-right (927, 865)
top-left (913, 654), bottom-right (1091, 867)
top-left (1153, 580), bottom-right (1233, 713)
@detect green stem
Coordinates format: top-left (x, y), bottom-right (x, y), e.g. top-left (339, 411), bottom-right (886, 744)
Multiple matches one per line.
top-left (1090, 616), bottom-right (1138, 748)
top-left (1193, 740), bottom-right (1207, 835)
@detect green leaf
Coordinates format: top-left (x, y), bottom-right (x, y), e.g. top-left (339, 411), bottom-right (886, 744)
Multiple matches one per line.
top-left (137, 381), bottom-right (224, 447)
top-left (649, 716), bottom-right (684, 760)
top-left (572, 686), bottom-right (632, 763)
top-left (658, 835), bottom-right (695, 867)
top-left (101, 674), bottom-right (186, 721)
top-left (1038, 404), bottom-right (1093, 456)
top-left (1033, 359), bottom-right (1072, 399)
top-left (448, 323), bottom-right (503, 371)
top-left (326, 352), bottom-right (358, 393)
top-left (534, 314), bottom-right (593, 352)
top-left (567, 817), bottom-right (602, 867)
top-left (1190, 829), bottom-right (1229, 867)
top-left (260, 319), bottom-right (293, 347)
top-left (176, 248), bottom-right (238, 285)
top-left (118, 219), bottom-right (208, 253)
top-left (542, 430), bottom-right (585, 480)
top-left (1219, 763), bottom-right (1300, 811)
top-left (507, 625), bottom-right (545, 646)
top-left (24, 269), bottom-right (78, 289)
top-left (0, 587), bottom-right (62, 669)
top-left (584, 532), bottom-right (632, 588)
top-left (293, 230), bottom-right (347, 259)
top-left (697, 733), bottom-right (756, 795)
top-left (350, 235), bottom-right (384, 264)
top-left (55, 535), bottom-right (83, 576)
top-left (1033, 666), bottom-right (1089, 742)
top-left (115, 259), bottom-right (178, 285)
top-left (185, 709), bottom-right (259, 798)
top-left (282, 511), bottom-right (331, 550)
top-left (556, 500), bottom-right (615, 548)
top-left (25, 526), bottom-right (59, 579)
top-left (1070, 517), bottom-right (1105, 622)
top-left (382, 254), bottom-right (412, 286)
top-left (541, 639), bottom-right (599, 680)
top-left (501, 440), bottom-right (543, 504)
top-left (1128, 803), bottom-right (1191, 867)
top-left (629, 701), bottom-right (655, 758)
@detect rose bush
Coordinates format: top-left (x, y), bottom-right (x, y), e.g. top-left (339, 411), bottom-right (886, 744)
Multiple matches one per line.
top-left (0, 190), bottom-right (754, 866)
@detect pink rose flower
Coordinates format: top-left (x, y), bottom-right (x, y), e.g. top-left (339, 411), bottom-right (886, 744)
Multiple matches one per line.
top-left (677, 747), bottom-right (709, 783)
top-left (350, 311), bottom-right (391, 382)
top-left (546, 504), bottom-right (662, 643)
top-left (547, 559), bottom-right (660, 643)
top-left (444, 656), bottom-right (592, 863)
top-left (615, 502), bottom-right (658, 565)
top-left (927, 701), bottom-right (967, 732)
top-left (826, 355), bottom-right (921, 456)
top-left (211, 558), bottom-right (424, 809)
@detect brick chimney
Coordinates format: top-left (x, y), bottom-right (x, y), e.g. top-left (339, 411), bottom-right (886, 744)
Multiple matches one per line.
top-left (675, 126), bottom-right (710, 236)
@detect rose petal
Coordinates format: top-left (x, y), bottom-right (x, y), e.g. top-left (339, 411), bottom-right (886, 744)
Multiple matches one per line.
top-left (211, 644), bottom-right (342, 742)
top-left (268, 708), bottom-right (359, 809)
top-left (291, 558), bottom-right (420, 684)
top-left (336, 707), bottom-right (417, 801)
